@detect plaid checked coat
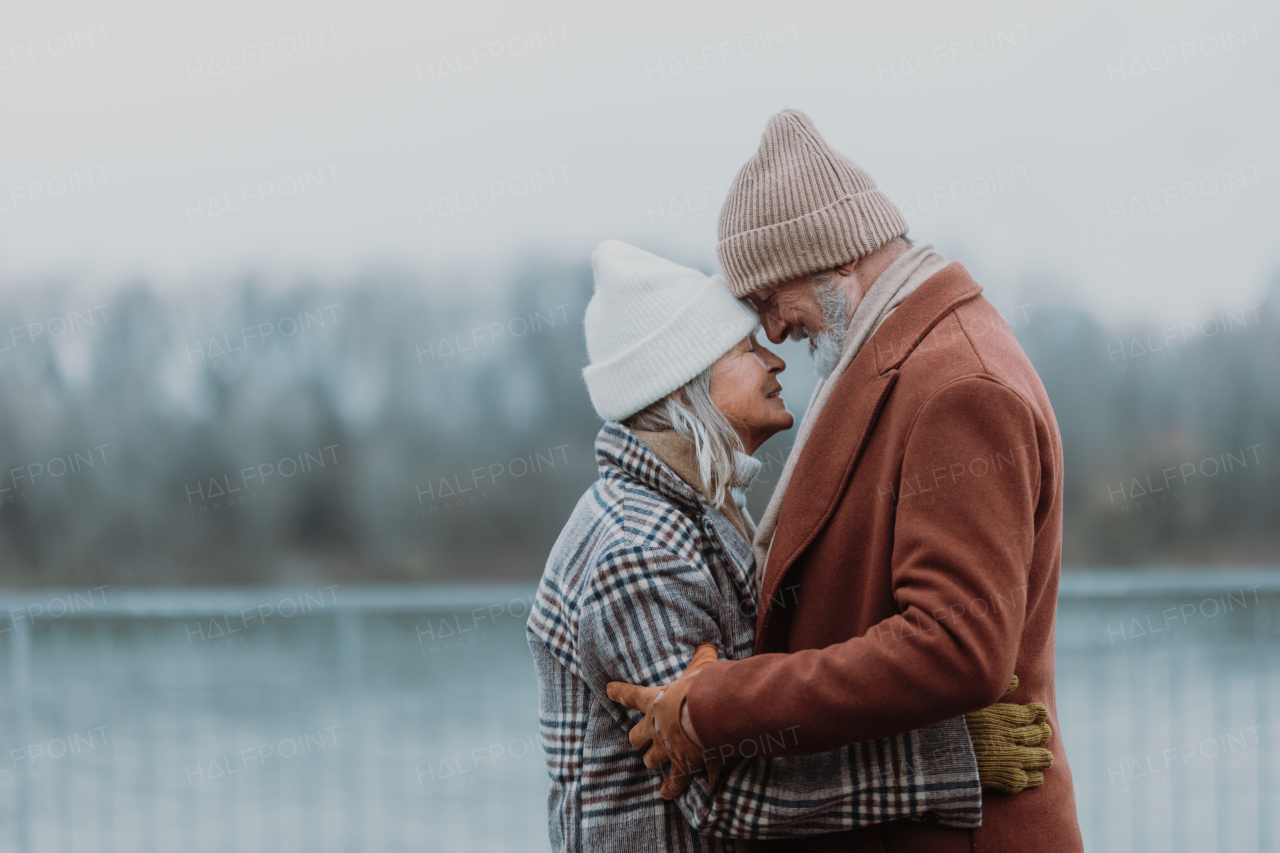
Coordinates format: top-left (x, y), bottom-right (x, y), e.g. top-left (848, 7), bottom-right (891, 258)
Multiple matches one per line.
top-left (527, 423), bottom-right (981, 852)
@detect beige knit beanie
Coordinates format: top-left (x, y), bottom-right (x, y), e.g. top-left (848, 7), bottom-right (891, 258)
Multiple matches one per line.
top-left (582, 240), bottom-right (759, 422)
top-left (716, 109), bottom-right (908, 297)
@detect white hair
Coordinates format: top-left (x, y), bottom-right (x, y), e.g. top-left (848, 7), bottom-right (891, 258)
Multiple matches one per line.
top-left (624, 368), bottom-right (744, 510)
top-left (797, 270), bottom-right (850, 378)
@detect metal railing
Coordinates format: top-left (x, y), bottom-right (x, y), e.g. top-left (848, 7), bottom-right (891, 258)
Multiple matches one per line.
top-left (0, 569), bottom-right (1276, 852)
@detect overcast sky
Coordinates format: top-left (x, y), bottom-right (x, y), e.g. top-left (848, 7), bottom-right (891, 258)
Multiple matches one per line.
top-left (2, 0), bottom-right (1276, 325)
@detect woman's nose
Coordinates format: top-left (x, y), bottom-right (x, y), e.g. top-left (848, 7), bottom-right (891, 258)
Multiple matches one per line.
top-left (760, 344), bottom-right (786, 374)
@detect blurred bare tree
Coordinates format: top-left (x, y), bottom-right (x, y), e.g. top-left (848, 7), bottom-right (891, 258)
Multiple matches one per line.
top-left (0, 267), bottom-right (1275, 587)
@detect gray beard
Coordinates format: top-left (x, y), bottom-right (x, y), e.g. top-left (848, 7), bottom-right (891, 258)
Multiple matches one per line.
top-left (790, 279), bottom-right (849, 378)
top-left (809, 330), bottom-right (845, 378)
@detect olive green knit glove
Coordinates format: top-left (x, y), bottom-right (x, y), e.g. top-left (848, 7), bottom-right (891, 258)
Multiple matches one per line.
top-left (964, 675), bottom-right (1054, 793)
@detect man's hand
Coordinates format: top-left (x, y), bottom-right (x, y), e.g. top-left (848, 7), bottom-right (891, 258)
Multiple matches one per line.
top-left (964, 675), bottom-right (1055, 793)
top-left (606, 642), bottom-right (720, 799)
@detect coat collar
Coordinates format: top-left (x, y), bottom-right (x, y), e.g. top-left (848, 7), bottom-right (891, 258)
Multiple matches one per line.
top-left (757, 262), bottom-right (984, 616)
top-left (595, 422), bottom-right (758, 599)
top-left (595, 421), bottom-right (704, 515)
top-left (869, 261), bottom-right (985, 373)
top-left (631, 427), bottom-right (759, 543)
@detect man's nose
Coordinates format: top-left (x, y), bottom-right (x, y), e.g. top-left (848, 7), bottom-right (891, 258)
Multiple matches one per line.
top-left (760, 312), bottom-right (790, 345)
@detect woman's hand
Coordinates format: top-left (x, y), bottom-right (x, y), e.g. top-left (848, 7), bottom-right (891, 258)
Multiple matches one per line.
top-left (607, 642), bottom-right (721, 799)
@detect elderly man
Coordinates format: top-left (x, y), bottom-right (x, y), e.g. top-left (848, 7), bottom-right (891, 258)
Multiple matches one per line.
top-left (612, 109), bottom-right (1083, 852)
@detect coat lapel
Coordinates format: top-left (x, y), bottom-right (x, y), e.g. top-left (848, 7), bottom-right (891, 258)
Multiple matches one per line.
top-left (756, 263), bottom-right (984, 635)
top-left (705, 508), bottom-right (759, 609)
top-left (757, 357), bottom-right (897, 622)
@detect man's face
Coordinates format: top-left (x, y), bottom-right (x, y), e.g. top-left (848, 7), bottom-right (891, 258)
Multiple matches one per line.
top-left (745, 259), bottom-right (860, 345)
top-left (744, 275), bottom-right (830, 345)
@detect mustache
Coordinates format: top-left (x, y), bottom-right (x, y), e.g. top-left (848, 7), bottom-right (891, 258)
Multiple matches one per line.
top-left (786, 324), bottom-right (828, 357)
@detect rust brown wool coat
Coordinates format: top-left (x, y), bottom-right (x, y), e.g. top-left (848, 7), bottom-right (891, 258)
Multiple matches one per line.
top-left (686, 263), bottom-right (1083, 852)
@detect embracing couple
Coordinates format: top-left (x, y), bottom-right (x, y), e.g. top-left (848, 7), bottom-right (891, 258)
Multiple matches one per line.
top-left (527, 109), bottom-right (1083, 852)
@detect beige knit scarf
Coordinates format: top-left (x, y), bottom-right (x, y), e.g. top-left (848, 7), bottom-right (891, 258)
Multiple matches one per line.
top-left (752, 243), bottom-right (949, 589)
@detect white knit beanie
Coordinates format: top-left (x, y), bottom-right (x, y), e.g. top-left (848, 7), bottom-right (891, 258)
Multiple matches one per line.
top-left (583, 240), bottom-right (759, 422)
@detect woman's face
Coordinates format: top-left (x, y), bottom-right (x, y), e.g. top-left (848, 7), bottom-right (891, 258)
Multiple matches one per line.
top-left (708, 334), bottom-right (793, 455)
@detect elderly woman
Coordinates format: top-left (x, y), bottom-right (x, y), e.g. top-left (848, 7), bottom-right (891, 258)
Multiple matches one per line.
top-left (527, 241), bottom-right (1049, 852)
